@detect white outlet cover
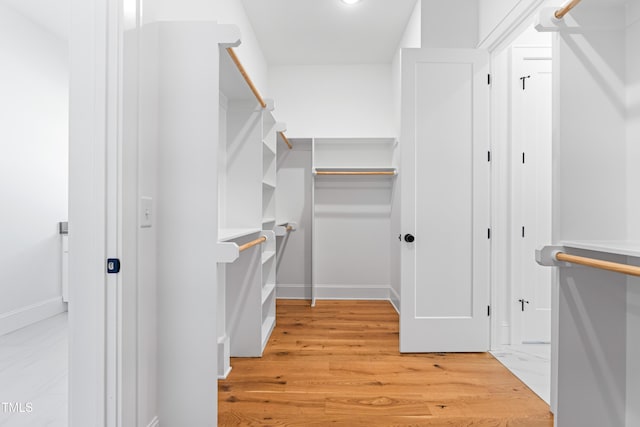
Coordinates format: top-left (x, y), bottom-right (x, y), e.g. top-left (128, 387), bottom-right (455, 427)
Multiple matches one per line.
top-left (140, 197), bottom-right (153, 228)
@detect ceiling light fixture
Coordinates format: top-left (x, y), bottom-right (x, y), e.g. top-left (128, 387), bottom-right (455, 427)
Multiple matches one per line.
top-left (341, 0), bottom-right (362, 5)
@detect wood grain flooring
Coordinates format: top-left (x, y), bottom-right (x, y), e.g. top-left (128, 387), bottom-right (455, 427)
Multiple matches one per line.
top-left (218, 300), bottom-right (553, 426)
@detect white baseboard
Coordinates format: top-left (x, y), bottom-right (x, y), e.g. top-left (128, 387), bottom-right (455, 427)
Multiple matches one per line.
top-left (0, 297), bottom-right (67, 336)
top-left (277, 283), bottom-right (393, 301)
top-left (147, 416), bottom-right (159, 427)
top-left (217, 334), bottom-right (231, 379)
top-left (313, 284), bottom-right (390, 300)
top-left (389, 287), bottom-right (400, 314)
top-left (276, 283), bottom-right (311, 299)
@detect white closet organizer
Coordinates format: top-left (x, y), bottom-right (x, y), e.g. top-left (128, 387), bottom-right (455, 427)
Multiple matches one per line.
top-left (311, 138), bottom-right (398, 306)
top-left (217, 47), bottom-right (285, 375)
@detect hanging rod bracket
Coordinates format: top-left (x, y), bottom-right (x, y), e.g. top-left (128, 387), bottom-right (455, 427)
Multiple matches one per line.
top-left (275, 222), bottom-right (298, 237)
top-left (536, 245), bottom-right (571, 267)
top-left (535, 6), bottom-right (621, 33)
top-left (217, 24), bottom-right (241, 48)
top-left (217, 242), bottom-right (240, 264)
top-left (264, 98), bottom-right (275, 112)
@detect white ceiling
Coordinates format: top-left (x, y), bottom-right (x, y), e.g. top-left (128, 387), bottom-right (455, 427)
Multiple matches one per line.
top-left (240, 0), bottom-right (419, 65)
top-left (2, 0), bottom-right (69, 40)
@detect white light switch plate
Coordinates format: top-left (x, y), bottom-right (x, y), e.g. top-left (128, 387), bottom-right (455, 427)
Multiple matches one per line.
top-left (140, 197), bottom-right (153, 228)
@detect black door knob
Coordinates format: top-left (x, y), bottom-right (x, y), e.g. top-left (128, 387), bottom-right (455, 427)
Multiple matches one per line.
top-left (404, 234), bottom-right (415, 243)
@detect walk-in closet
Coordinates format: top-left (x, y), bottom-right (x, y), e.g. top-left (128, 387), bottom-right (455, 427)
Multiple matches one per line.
top-left (3, 0), bottom-right (640, 425)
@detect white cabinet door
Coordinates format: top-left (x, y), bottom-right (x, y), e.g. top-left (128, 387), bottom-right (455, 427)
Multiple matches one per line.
top-left (512, 47), bottom-right (552, 344)
top-left (400, 48), bottom-right (490, 352)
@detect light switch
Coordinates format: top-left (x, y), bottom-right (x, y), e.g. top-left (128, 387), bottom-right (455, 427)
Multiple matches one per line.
top-left (140, 197), bottom-right (153, 228)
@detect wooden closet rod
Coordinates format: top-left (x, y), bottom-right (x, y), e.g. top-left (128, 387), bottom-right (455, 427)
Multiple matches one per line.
top-left (238, 236), bottom-right (267, 252)
top-left (279, 131), bottom-right (293, 150)
top-left (555, 252), bottom-right (640, 277)
top-left (316, 171), bottom-right (396, 176)
top-left (226, 47), bottom-right (267, 109)
top-left (554, 0), bottom-right (582, 19)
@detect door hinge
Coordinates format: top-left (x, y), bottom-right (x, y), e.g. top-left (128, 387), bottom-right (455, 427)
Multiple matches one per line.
top-left (522, 152), bottom-right (526, 164)
top-left (488, 74), bottom-right (491, 85)
top-left (107, 258), bottom-right (121, 274)
top-left (520, 75), bottom-right (531, 90)
top-left (487, 305), bottom-right (491, 316)
top-left (522, 226), bottom-right (525, 238)
top-left (487, 151), bottom-right (491, 162)
top-left (487, 228), bottom-right (491, 239)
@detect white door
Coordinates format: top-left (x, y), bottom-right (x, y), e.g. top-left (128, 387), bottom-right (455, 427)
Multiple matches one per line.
top-left (400, 49), bottom-right (491, 352)
top-left (511, 47), bottom-right (552, 343)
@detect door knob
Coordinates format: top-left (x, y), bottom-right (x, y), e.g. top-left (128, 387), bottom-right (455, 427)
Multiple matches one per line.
top-left (404, 234), bottom-right (415, 243)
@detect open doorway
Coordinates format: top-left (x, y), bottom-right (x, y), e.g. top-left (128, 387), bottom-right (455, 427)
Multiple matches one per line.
top-left (0, 0), bottom-right (69, 425)
top-left (490, 22), bottom-right (553, 404)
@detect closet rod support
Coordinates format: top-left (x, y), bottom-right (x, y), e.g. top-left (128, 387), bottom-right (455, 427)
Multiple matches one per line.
top-left (238, 236), bottom-right (267, 252)
top-left (536, 245), bottom-right (640, 277)
top-left (226, 47), bottom-right (267, 109)
top-left (554, 0), bottom-right (582, 19)
top-left (279, 131), bottom-right (293, 150)
top-left (315, 171), bottom-right (397, 176)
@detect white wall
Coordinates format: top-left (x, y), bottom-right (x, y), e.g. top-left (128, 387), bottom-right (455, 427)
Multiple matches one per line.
top-left (555, 9), bottom-right (627, 242)
top-left (478, 0), bottom-right (548, 49)
top-left (0, 3), bottom-right (68, 334)
top-left (269, 64), bottom-right (395, 138)
top-left (275, 141), bottom-right (312, 298)
top-left (627, 4), bottom-right (640, 426)
top-left (392, 0), bottom-right (421, 134)
top-left (628, 2), bottom-right (640, 241)
top-left (421, 0), bottom-right (478, 48)
top-left (144, 0), bottom-right (269, 96)
top-left (479, 0), bottom-right (521, 44)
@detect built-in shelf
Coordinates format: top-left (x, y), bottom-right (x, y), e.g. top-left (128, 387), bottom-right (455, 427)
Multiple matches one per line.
top-left (261, 282), bottom-right (276, 303)
top-left (261, 315), bottom-right (276, 350)
top-left (263, 140), bottom-right (276, 156)
top-left (262, 217), bottom-right (276, 224)
top-left (262, 250), bottom-right (276, 264)
top-left (560, 240), bottom-right (640, 258)
top-left (218, 227), bottom-right (262, 242)
top-left (263, 180), bottom-right (276, 189)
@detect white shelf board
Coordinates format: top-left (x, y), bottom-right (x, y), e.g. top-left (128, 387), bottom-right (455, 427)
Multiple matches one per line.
top-left (560, 240), bottom-right (640, 258)
top-left (218, 227), bottom-right (261, 242)
top-left (262, 250), bottom-right (276, 264)
top-left (262, 180), bottom-right (276, 189)
top-left (261, 282), bottom-right (276, 304)
top-left (262, 217), bottom-right (276, 224)
top-left (261, 315), bottom-right (276, 350)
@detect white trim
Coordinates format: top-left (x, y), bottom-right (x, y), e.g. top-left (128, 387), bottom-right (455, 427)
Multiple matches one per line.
top-left (0, 297), bottom-right (67, 336)
top-left (217, 334), bottom-right (231, 379)
top-left (389, 287), bottom-right (400, 314)
top-left (146, 416), bottom-right (160, 427)
top-left (478, 0), bottom-right (546, 51)
top-left (276, 284), bottom-right (393, 301)
top-left (276, 283), bottom-right (312, 299)
top-left (313, 284), bottom-right (390, 300)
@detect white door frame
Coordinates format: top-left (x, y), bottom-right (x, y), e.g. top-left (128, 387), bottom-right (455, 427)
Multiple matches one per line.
top-left (481, 0), bottom-right (558, 415)
top-left (68, 0), bottom-right (127, 424)
top-left (482, 0), bottom-right (548, 350)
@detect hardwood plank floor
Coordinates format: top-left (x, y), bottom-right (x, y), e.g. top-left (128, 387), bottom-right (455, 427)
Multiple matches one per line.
top-left (219, 300), bottom-right (553, 426)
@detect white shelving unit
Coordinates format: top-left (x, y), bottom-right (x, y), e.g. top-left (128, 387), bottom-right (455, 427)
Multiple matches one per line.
top-left (311, 138), bottom-right (398, 306)
top-left (216, 47), bottom-right (285, 374)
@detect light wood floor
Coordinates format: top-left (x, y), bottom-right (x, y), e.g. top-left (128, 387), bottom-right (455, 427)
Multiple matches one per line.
top-left (219, 300), bottom-right (553, 426)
